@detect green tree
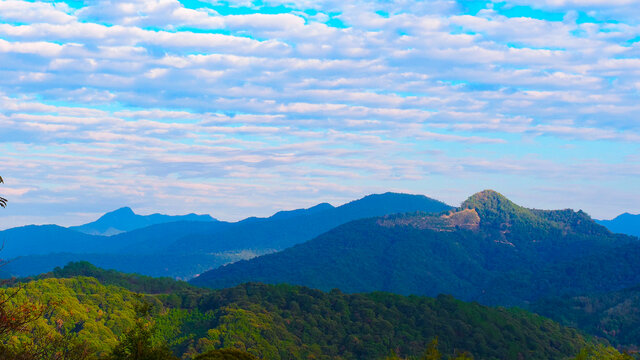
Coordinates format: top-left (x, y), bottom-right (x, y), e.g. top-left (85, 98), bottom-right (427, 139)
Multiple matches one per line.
top-left (194, 348), bottom-right (259, 360)
top-left (1, 326), bottom-right (95, 360)
top-left (384, 350), bottom-right (403, 359)
top-left (109, 299), bottom-right (177, 360)
top-left (450, 352), bottom-right (474, 360)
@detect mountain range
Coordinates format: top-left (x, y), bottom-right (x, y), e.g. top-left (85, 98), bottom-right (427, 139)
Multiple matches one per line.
top-left (0, 192), bottom-right (451, 278)
top-left (191, 190), bottom-right (640, 307)
top-left (69, 206), bottom-right (216, 236)
top-left (2, 189), bottom-right (640, 354)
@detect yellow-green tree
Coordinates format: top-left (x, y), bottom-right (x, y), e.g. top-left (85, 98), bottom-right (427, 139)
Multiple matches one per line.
top-left (573, 344), bottom-right (634, 360)
top-left (421, 338), bottom-right (441, 360)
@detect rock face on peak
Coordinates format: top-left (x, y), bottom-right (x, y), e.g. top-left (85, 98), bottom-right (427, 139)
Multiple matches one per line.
top-left (377, 208), bottom-right (480, 232)
top-left (192, 191), bottom-right (639, 307)
top-left (69, 207), bottom-right (216, 236)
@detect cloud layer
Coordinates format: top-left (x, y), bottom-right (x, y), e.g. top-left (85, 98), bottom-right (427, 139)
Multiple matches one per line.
top-left (0, 0), bottom-right (639, 227)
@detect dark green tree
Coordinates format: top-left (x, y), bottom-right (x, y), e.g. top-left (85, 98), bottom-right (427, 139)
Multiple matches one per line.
top-left (194, 349), bottom-right (259, 360)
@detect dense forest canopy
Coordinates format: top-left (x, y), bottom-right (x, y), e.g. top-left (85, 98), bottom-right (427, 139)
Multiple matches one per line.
top-left (0, 262), bottom-right (619, 360)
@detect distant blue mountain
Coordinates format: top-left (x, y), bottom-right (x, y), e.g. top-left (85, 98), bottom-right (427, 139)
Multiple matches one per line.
top-left (69, 206), bottom-right (216, 236)
top-left (596, 213), bottom-right (640, 238)
top-left (0, 225), bottom-right (108, 259)
top-left (0, 192), bottom-right (452, 278)
top-left (164, 192), bottom-right (453, 254)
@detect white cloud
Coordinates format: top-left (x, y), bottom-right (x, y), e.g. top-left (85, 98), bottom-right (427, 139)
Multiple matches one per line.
top-left (0, 0), bottom-right (639, 227)
top-left (0, 1), bottom-right (75, 24)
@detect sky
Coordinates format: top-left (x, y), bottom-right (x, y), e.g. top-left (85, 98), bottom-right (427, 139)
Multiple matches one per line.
top-left (0, 0), bottom-right (639, 229)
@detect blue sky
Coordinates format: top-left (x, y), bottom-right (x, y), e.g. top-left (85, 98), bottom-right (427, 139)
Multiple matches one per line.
top-left (0, 0), bottom-right (639, 228)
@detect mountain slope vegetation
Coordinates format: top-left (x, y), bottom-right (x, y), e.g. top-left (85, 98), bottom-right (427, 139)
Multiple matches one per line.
top-left (531, 285), bottom-right (640, 348)
top-left (191, 190), bottom-right (639, 306)
top-left (0, 263), bottom-right (595, 360)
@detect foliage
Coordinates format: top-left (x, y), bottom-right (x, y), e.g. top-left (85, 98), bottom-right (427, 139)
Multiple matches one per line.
top-left (162, 283), bottom-right (589, 359)
top-left (571, 344), bottom-right (635, 360)
top-left (193, 348), bottom-right (258, 360)
top-left (0, 286), bottom-right (45, 338)
top-left (108, 299), bottom-right (177, 360)
top-left (0, 326), bottom-right (96, 360)
top-left (531, 285), bottom-right (640, 349)
top-left (0, 277), bottom-right (142, 355)
top-left (0, 271), bottom-right (594, 360)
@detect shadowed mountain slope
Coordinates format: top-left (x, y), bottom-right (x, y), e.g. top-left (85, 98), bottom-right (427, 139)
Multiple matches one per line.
top-left (166, 192), bottom-right (452, 254)
top-left (1, 192), bottom-right (451, 279)
top-left (0, 225), bottom-right (109, 259)
top-left (191, 190), bottom-right (638, 306)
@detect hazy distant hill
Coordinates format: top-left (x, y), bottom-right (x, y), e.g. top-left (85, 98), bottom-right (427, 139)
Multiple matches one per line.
top-left (0, 220), bottom-right (232, 259)
top-left (1, 192), bottom-right (451, 278)
top-left (69, 206), bottom-right (216, 236)
top-left (2, 251), bottom-right (248, 279)
top-left (0, 225), bottom-right (109, 259)
top-left (597, 212), bottom-right (640, 238)
top-left (191, 190), bottom-right (639, 306)
top-left (165, 192), bottom-right (452, 254)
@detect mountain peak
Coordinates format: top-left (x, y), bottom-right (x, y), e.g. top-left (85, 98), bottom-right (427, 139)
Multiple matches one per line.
top-left (461, 190), bottom-right (512, 210)
top-left (70, 207), bottom-right (215, 236)
top-left (459, 190), bottom-right (539, 232)
top-left (104, 207), bottom-right (136, 217)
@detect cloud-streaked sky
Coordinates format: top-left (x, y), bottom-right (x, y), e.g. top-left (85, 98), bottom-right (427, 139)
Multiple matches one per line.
top-left (1, 0), bottom-right (639, 228)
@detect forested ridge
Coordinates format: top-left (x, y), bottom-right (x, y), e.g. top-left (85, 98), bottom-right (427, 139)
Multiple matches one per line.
top-left (0, 262), bottom-right (625, 360)
top-left (192, 190), bottom-right (640, 307)
top-left (531, 285), bottom-right (640, 349)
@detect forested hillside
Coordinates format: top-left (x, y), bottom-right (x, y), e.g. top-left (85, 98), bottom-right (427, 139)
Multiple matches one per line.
top-left (192, 190), bottom-right (639, 306)
top-left (0, 263), bottom-right (605, 360)
top-left (532, 285), bottom-right (640, 349)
